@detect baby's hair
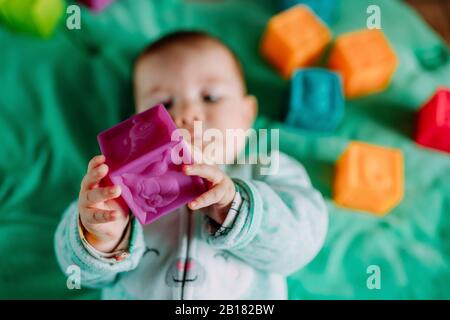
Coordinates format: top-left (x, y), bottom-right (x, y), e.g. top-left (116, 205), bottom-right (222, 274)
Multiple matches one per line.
top-left (134, 30), bottom-right (246, 92)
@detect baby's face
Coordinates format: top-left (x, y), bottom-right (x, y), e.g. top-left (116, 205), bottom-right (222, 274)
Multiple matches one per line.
top-left (133, 40), bottom-right (257, 164)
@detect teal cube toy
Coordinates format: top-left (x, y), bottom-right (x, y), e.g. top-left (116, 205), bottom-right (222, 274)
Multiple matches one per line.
top-left (280, 0), bottom-right (339, 25)
top-left (0, 0), bottom-right (65, 38)
top-left (285, 68), bottom-right (345, 131)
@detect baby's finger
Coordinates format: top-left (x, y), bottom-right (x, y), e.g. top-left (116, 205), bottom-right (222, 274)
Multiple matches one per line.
top-left (83, 208), bottom-right (120, 224)
top-left (183, 164), bottom-right (223, 185)
top-left (87, 155), bottom-right (105, 171)
top-left (80, 164), bottom-right (108, 191)
top-left (189, 184), bottom-right (225, 210)
top-left (83, 186), bottom-right (121, 205)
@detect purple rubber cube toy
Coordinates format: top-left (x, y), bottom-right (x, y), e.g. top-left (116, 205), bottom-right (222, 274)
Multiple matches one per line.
top-left (97, 104), bottom-right (207, 225)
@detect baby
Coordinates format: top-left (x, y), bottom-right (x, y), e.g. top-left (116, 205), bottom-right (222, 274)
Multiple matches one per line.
top-left (55, 31), bottom-right (328, 299)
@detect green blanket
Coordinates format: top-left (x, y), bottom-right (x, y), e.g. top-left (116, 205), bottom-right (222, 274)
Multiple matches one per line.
top-left (0, 0), bottom-right (449, 299)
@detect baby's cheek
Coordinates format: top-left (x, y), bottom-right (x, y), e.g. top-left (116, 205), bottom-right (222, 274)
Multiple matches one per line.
top-left (205, 109), bottom-right (250, 163)
top-left (225, 135), bottom-right (247, 163)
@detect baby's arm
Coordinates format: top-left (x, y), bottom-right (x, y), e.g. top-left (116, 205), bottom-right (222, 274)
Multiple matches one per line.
top-left (54, 156), bottom-right (145, 288)
top-left (204, 152), bottom-right (328, 275)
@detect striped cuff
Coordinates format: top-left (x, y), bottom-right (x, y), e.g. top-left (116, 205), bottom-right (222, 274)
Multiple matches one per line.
top-left (214, 189), bottom-right (242, 237)
top-left (78, 214), bottom-right (132, 262)
top-left (205, 187), bottom-right (243, 237)
top-left (204, 178), bottom-right (263, 250)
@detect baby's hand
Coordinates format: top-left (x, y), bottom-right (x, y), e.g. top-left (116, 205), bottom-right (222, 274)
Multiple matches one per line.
top-left (78, 155), bottom-right (130, 253)
top-left (183, 164), bottom-right (236, 225)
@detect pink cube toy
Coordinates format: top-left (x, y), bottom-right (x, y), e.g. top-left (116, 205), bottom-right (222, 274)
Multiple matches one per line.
top-left (97, 104), bottom-right (207, 225)
top-left (78, 0), bottom-right (114, 12)
top-left (415, 88), bottom-right (450, 154)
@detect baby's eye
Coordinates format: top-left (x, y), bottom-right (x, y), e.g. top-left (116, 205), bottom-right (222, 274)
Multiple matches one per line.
top-left (161, 99), bottom-right (173, 109)
top-left (202, 93), bottom-right (221, 104)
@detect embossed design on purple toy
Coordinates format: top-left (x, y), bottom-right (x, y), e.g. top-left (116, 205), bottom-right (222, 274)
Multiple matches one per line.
top-left (123, 115), bottom-right (171, 164)
top-left (122, 150), bottom-right (180, 215)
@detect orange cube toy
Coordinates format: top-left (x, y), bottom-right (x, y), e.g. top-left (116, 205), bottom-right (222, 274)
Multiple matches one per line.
top-left (261, 5), bottom-right (332, 78)
top-left (328, 29), bottom-right (398, 99)
top-left (333, 142), bottom-right (404, 216)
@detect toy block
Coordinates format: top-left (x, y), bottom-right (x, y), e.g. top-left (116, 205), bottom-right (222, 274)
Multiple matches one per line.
top-left (0, 0), bottom-right (6, 18)
top-left (285, 68), bottom-right (344, 131)
top-left (0, 0), bottom-right (64, 38)
top-left (77, 0), bottom-right (113, 12)
top-left (415, 88), bottom-right (450, 153)
top-left (328, 29), bottom-right (398, 99)
top-left (0, 0), bottom-right (7, 27)
top-left (261, 5), bottom-right (332, 78)
top-left (279, 0), bottom-right (339, 25)
top-left (97, 104), bottom-right (207, 225)
top-left (334, 142), bottom-right (404, 216)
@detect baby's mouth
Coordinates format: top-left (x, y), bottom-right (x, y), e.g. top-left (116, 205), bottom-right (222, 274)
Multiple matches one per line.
top-left (188, 129), bottom-right (204, 143)
top-left (178, 128), bottom-right (202, 145)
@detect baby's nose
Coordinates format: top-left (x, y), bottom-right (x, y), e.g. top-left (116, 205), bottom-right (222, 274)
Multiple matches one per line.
top-left (173, 104), bottom-right (204, 128)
